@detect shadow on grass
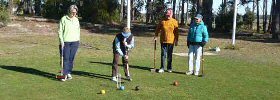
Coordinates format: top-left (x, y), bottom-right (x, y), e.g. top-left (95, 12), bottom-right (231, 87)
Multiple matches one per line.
top-left (71, 70), bottom-right (112, 81)
top-left (89, 61), bottom-right (187, 75)
top-left (210, 32), bottom-right (280, 44)
top-left (0, 65), bottom-right (57, 80)
top-left (0, 65), bottom-right (115, 81)
top-left (89, 61), bottom-right (151, 71)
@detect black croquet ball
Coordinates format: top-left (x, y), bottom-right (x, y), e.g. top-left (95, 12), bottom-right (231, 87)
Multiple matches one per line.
top-left (135, 86), bottom-right (140, 91)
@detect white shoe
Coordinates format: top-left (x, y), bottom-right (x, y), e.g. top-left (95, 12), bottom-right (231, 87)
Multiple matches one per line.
top-left (186, 71), bottom-right (193, 75)
top-left (67, 74), bottom-right (72, 80)
top-left (60, 75), bottom-right (67, 82)
top-left (112, 77), bottom-right (117, 82)
top-left (168, 70), bottom-right (172, 73)
top-left (194, 72), bottom-right (199, 76)
top-left (158, 69), bottom-right (164, 73)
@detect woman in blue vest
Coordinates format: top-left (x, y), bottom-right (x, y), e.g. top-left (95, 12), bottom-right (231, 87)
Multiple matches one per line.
top-left (186, 14), bottom-right (209, 76)
top-left (112, 27), bottom-right (135, 82)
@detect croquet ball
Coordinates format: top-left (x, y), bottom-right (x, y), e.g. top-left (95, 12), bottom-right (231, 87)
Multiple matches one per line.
top-left (101, 90), bottom-right (106, 94)
top-left (174, 81), bottom-right (179, 86)
top-left (135, 86), bottom-right (140, 91)
top-left (120, 86), bottom-right (125, 90)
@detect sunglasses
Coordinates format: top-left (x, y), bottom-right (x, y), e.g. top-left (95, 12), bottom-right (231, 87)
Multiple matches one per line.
top-left (71, 11), bottom-right (77, 14)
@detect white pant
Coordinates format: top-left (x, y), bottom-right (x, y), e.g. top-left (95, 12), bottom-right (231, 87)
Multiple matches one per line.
top-left (188, 45), bottom-right (202, 73)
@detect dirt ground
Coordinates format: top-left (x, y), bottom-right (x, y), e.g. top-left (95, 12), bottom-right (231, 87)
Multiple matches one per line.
top-left (1, 18), bottom-right (280, 66)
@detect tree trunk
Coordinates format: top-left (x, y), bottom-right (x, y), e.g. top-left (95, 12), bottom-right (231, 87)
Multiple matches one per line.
top-left (180, 0), bottom-right (185, 25)
top-left (257, 0), bottom-right (260, 33)
top-left (252, 0), bottom-right (255, 13)
top-left (34, 0), bottom-right (41, 16)
top-left (252, 0), bottom-right (255, 30)
top-left (25, 0), bottom-right (32, 14)
top-left (271, 0), bottom-right (280, 39)
top-left (9, 0), bottom-right (13, 15)
top-left (173, 0), bottom-right (177, 18)
top-left (146, 0), bottom-right (151, 23)
top-left (131, 0), bottom-right (135, 21)
top-left (186, 0), bottom-right (189, 24)
top-left (202, 0), bottom-right (213, 31)
top-left (190, 0), bottom-right (197, 23)
top-left (223, 0), bottom-right (227, 14)
top-left (197, 0), bottom-right (203, 14)
top-left (263, 0), bottom-right (268, 33)
top-left (120, 0), bottom-right (124, 22)
top-left (268, 0), bottom-right (274, 32)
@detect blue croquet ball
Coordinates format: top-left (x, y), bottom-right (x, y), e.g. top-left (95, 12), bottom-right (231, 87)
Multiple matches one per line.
top-left (120, 86), bottom-right (125, 90)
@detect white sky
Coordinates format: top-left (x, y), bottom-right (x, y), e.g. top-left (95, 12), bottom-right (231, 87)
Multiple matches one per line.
top-left (139, 0), bottom-right (272, 15)
top-left (213, 0), bottom-right (272, 15)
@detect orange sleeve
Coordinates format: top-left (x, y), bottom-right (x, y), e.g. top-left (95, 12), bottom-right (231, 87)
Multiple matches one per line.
top-left (155, 21), bottom-right (162, 37)
top-left (174, 20), bottom-right (179, 42)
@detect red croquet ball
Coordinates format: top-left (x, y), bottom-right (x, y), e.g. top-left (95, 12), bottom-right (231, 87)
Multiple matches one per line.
top-left (174, 81), bottom-right (179, 86)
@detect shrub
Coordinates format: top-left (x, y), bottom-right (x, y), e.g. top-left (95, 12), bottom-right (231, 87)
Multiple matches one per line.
top-left (0, 6), bottom-right (10, 27)
top-left (224, 44), bottom-right (239, 50)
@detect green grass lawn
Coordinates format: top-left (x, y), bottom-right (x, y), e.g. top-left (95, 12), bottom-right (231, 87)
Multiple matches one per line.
top-left (0, 33), bottom-right (279, 100)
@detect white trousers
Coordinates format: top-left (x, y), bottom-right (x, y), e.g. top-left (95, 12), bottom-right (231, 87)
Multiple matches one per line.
top-left (188, 45), bottom-right (202, 73)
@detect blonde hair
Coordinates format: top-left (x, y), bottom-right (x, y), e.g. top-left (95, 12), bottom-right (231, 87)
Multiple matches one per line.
top-left (123, 27), bottom-right (131, 33)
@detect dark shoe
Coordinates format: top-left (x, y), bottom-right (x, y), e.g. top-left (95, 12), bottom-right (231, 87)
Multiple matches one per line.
top-left (126, 76), bottom-right (132, 81)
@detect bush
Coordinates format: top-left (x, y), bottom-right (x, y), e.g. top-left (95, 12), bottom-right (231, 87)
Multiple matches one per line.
top-left (43, 0), bottom-right (73, 19)
top-left (0, 6), bottom-right (10, 27)
top-left (224, 44), bottom-right (239, 50)
top-left (43, 0), bottom-right (120, 24)
top-left (243, 10), bottom-right (255, 30)
top-left (81, 0), bottom-right (120, 24)
top-left (215, 10), bottom-right (242, 33)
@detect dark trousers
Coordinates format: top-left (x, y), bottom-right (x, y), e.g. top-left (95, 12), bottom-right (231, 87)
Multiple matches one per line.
top-left (112, 52), bottom-right (130, 77)
top-left (60, 41), bottom-right (79, 75)
top-left (160, 43), bottom-right (174, 70)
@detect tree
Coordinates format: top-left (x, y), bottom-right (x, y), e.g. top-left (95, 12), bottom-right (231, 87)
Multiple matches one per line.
top-left (202, 0), bottom-right (213, 30)
top-left (8, 0), bottom-right (13, 15)
top-left (120, 0), bottom-right (124, 22)
top-left (263, 0), bottom-right (268, 33)
top-left (188, 0), bottom-right (197, 24)
top-left (132, 0), bottom-right (145, 21)
top-left (215, 2), bottom-right (242, 32)
top-left (271, 0), bottom-right (280, 39)
top-left (146, 0), bottom-right (152, 23)
top-left (180, 0), bottom-right (185, 25)
top-left (256, 0), bottom-right (260, 33)
top-left (222, 0), bottom-right (227, 14)
top-left (243, 7), bottom-right (255, 29)
top-left (34, 0), bottom-right (42, 16)
top-left (131, 0), bottom-right (135, 21)
top-left (172, 0), bottom-right (176, 18)
top-left (0, 1), bottom-right (10, 27)
top-left (186, 0), bottom-right (189, 24)
top-left (25, 0), bottom-right (32, 14)
top-left (197, 0), bottom-right (202, 14)
top-left (146, 0), bottom-right (165, 23)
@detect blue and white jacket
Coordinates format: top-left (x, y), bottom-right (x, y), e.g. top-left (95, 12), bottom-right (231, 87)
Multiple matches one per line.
top-left (187, 21), bottom-right (209, 44)
top-left (113, 32), bottom-right (135, 56)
